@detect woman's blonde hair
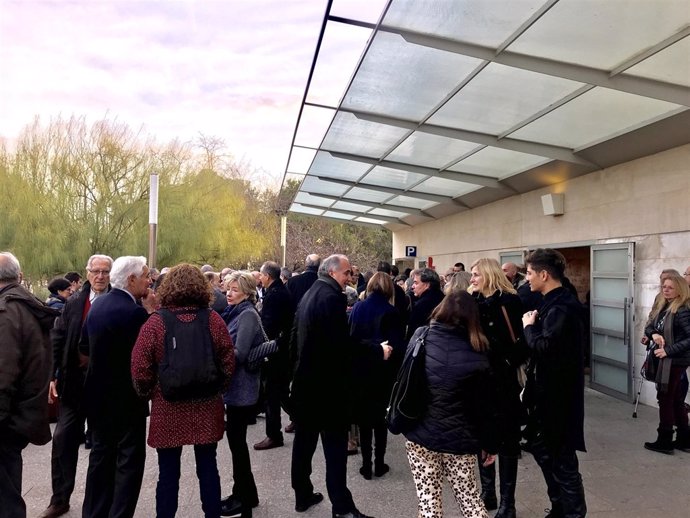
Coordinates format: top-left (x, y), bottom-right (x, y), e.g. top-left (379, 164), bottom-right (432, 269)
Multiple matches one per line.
top-left (470, 258), bottom-right (516, 296)
top-left (226, 271), bottom-right (257, 304)
top-left (649, 273), bottom-right (690, 319)
top-left (366, 271), bottom-right (394, 302)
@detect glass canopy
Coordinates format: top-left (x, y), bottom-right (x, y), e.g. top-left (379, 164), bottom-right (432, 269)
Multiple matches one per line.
top-left (281, 0), bottom-right (690, 228)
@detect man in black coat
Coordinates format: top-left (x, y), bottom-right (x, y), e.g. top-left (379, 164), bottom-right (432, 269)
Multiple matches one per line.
top-left (254, 261), bottom-right (295, 450)
top-left (522, 248), bottom-right (587, 518)
top-left (406, 268), bottom-right (445, 341)
top-left (286, 254), bottom-right (320, 308)
top-left (38, 255), bottom-right (113, 518)
top-left (81, 256), bottom-right (157, 518)
top-left (290, 254), bottom-right (374, 518)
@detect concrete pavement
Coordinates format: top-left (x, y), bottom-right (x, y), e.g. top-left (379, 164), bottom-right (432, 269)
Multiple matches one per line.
top-left (21, 387), bottom-right (690, 517)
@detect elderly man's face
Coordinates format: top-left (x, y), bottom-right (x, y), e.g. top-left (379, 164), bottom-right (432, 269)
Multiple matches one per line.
top-left (87, 258), bottom-right (111, 294)
top-left (502, 263), bottom-right (518, 280)
top-left (329, 259), bottom-right (352, 290)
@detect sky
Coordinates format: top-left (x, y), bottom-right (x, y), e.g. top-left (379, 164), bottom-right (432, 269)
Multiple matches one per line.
top-left (0, 0), bottom-right (386, 188)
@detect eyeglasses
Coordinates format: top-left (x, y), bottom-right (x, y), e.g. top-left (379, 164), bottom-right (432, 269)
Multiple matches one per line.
top-left (88, 269), bottom-right (110, 276)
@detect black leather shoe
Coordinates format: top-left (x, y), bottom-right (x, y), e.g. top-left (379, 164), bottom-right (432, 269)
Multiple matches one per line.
top-left (295, 492), bottom-right (323, 513)
top-left (221, 495), bottom-right (259, 510)
top-left (333, 509), bottom-right (374, 518)
top-left (37, 503), bottom-right (70, 518)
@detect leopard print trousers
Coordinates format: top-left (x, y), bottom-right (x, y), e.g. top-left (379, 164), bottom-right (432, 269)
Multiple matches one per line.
top-left (406, 441), bottom-right (489, 518)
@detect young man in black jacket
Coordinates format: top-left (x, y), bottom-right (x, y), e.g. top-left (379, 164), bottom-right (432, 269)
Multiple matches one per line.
top-left (522, 248), bottom-right (587, 518)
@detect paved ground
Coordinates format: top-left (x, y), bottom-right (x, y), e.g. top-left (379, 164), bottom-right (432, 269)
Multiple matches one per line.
top-left (21, 387), bottom-right (690, 518)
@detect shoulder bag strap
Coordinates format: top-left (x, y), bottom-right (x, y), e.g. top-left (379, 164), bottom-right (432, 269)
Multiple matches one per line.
top-left (501, 306), bottom-right (517, 344)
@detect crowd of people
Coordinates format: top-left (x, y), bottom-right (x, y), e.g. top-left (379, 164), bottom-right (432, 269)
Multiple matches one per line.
top-left (1, 248), bottom-right (689, 518)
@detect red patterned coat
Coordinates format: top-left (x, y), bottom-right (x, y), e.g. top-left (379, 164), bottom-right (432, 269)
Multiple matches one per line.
top-left (131, 307), bottom-right (235, 449)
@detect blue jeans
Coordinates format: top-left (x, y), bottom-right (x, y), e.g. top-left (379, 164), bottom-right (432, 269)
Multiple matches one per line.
top-left (156, 443), bottom-right (221, 518)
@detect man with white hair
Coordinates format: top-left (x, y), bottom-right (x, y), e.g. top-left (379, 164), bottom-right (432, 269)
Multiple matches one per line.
top-left (0, 251), bottom-right (59, 518)
top-left (39, 254), bottom-right (113, 518)
top-left (81, 256), bottom-right (157, 518)
top-left (290, 254), bottom-right (374, 518)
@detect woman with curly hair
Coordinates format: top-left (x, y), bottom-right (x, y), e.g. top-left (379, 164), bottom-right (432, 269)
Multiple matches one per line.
top-left (131, 264), bottom-right (235, 518)
top-left (643, 273), bottom-right (690, 454)
top-left (470, 258), bottom-right (527, 518)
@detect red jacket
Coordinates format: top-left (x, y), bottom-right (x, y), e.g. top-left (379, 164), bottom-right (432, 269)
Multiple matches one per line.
top-left (131, 308), bottom-right (234, 449)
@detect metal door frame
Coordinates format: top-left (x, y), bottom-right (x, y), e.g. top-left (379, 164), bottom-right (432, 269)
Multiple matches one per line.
top-left (589, 242), bottom-right (635, 401)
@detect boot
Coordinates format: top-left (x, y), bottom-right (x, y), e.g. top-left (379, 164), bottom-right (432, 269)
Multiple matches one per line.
top-left (359, 427), bottom-right (373, 480)
top-left (544, 501), bottom-right (564, 518)
top-left (673, 427), bottom-right (690, 452)
top-left (495, 455), bottom-right (518, 518)
top-left (644, 428), bottom-right (674, 454)
top-left (478, 458), bottom-right (497, 510)
top-left (373, 423), bottom-right (389, 477)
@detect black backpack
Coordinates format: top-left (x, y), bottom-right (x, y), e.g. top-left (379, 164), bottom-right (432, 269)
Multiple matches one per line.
top-left (157, 308), bottom-right (224, 402)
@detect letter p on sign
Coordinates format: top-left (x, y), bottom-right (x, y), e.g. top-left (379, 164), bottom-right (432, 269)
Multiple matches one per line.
top-left (405, 246), bottom-right (417, 257)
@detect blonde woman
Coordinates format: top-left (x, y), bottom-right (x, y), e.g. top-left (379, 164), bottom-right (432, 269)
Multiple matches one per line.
top-left (219, 271), bottom-right (265, 517)
top-left (643, 273), bottom-right (690, 454)
top-left (470, 258), bottom-right (527, 518)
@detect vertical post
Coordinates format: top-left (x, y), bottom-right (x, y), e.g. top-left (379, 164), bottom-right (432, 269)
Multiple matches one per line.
top-left (280, 215), bottom-right (287, 267)
top-left (148, 174), bottom-right (159, 269)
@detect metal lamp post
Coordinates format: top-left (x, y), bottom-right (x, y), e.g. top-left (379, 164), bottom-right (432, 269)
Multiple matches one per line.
top-left (148, 174), bottom-right (159, 269)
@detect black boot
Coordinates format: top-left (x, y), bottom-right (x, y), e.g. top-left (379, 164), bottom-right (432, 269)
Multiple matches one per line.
top-left (495, 455), bottom-right (518, 518)
top-left (373, 423), bottom-right (389, 477)
top-left (359, 427), bottom-right (373, 480)
top-left (673, 427), bottom-right (690, 452)
top-left (544, 501), bottom-right (563, 518)
top-left (644, 428), bottom-right (674, 454)
top-left (478, 457), bottom-right (497, 511)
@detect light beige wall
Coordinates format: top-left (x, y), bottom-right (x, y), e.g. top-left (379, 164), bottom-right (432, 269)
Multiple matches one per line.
top-left (393, 144), bottom-right (690, 269)
top-left (392, 144), bottom-right (690, 406)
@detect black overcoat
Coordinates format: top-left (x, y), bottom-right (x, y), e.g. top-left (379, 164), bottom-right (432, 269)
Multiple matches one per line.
top-left (348, 292), bottom-right (405, 424)
top-left (82, 288), bottom-right (150, 425)
top-left (289, 276), bottom-right (351, 429)
top-left (523, 287), bottom-right (586, 453)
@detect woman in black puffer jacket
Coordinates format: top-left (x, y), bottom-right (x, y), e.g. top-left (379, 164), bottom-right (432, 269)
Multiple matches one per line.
top-left (404, 291), bottom-right (498, 518)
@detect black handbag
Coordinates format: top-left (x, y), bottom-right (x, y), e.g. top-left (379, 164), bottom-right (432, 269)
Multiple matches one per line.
top-left (246, 309), bottom-right (278, 372)
top-left (641, 344), bottom-right (659, 382)
top-left (386, 326), bottom-right (429, 435)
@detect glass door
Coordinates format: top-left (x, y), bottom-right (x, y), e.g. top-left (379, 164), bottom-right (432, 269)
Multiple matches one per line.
top-left (590, 243), bottom-right (634, 400)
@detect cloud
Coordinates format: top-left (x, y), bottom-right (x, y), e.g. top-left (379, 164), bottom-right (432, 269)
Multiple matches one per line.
top-left (0, 0), bottom-right (343, 181)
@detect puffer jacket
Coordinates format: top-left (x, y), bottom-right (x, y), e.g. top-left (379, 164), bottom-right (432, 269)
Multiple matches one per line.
top-left (404, 322), bottom-right (498, 455)
top-left (0, 283), bottom-right (59, 445)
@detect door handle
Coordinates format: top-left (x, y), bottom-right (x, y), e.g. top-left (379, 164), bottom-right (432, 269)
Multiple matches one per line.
top-left (623, 297), bottom-right (629, 345)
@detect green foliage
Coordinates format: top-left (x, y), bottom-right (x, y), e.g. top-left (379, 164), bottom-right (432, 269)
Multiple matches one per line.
top-left (0, 116), bottom-right (392, 283)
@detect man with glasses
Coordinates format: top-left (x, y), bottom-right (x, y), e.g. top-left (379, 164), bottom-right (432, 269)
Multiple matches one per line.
top-left (38, 255), bottom-right (113, 518)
